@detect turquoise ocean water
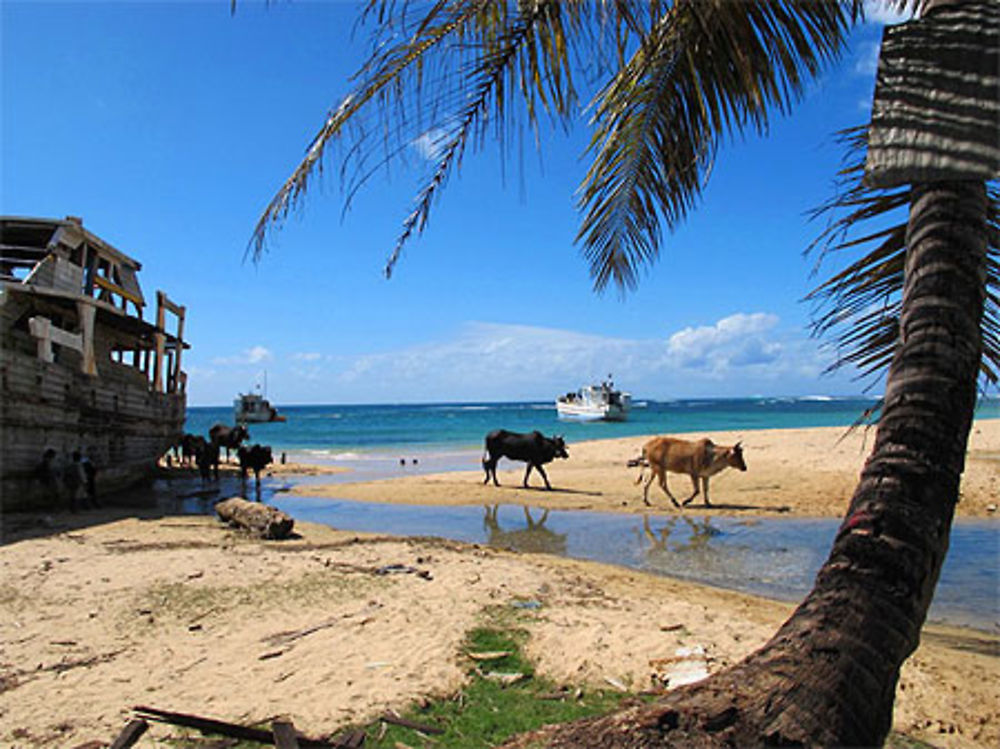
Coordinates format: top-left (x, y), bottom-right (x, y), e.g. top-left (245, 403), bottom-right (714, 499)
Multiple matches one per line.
top-left (185, 395), bottom-right (1000, 469)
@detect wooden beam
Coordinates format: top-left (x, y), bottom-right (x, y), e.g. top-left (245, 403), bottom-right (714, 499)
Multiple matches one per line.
top-left (94, 274), bottom-right (143, 307)
top-left (380, 710), bottom-right (445, 735)
top-left (157, 290), bottom-right (184, 317)
top-left (272, 720), bottom-right (301, 749)
top-left (132, 705), bottom-right (335, 747)
top-left (28, 315), bottom-right (88, 368)
top-left (108, 718), bottom-right (148, 749)
top-left (77, 300), bottom-right (97, 376)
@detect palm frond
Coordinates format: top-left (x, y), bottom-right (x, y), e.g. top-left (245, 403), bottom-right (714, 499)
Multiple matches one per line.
top-left (806, 126), bottom-right (1000, 390)
top-left (251, 1), bottom-right (857, 287)
top-left (250, 0), bottom-right (601, 272)
top-left (578, 0), bottom-right (853, 292)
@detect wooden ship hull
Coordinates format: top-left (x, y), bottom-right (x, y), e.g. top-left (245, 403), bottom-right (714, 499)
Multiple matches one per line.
top-left (1, 216), bottom-right (188, 511)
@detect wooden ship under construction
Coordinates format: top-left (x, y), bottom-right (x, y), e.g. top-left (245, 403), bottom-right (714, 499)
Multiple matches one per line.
top-left (1, 216), bottom-right (187, 511)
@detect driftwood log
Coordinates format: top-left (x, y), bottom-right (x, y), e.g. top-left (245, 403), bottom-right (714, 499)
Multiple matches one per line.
top-left (215, 496), bottom-right (294, 540)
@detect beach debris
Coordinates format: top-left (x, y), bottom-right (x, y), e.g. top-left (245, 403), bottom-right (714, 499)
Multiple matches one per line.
top-left (272, 719), bottom-right (300, 749)
top-left (512, 599), bottom-right (542, 610)
top-left (537, 685), bottom-right (581, 701)
top-left (132, 705), bottom-right (337, 747)
top-left (263, 601), bottom-right (383, 648)
top-left (480, 670), bottom-right (529, 686)
top-left (336, 729), bottom-right (366, 747)
top-left (215, 496), bottom-right (295, 540)
top-left (649, 645), bottom-right (711, 689)
top-left (108, 718), bottom-right (148, 749)
top-left (375, 563), bottom-right (432, 580)
top-left (381, 708), bottom-right (445, 735)
top-left (322, 559), bottom-right (432, 581)
top-left (466, 650), bottom-right (512, 661)
top-left (603, 675), bottom-right (628, 692)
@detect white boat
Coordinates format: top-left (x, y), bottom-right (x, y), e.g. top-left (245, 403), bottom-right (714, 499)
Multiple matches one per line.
top-left (234, 391), bottom-right (285, 424)
top-left (556, 376), bottom-right (631, 421)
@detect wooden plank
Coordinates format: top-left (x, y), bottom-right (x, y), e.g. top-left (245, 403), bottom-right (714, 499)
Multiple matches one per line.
top-left (272, 720), bottom-right (301, 749)
top-left (380, 710), bottom-right (445, 735)
top-left (157, 290), bottom-right (184, 317)
top-left (341, 730), bottom-right (367, 748)
top-left (133, 705), bottom-right (335, 747)
top-left (109, 718), bottom-right (148, 749)
top-left (94, 274), bottom-right (143, 307)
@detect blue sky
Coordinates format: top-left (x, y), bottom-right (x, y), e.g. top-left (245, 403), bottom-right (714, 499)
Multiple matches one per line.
top-left (2, 1), bottom-right (905, 406)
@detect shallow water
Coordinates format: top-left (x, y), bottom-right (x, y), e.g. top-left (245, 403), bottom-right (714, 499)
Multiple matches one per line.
top-left (147, 469), bottom-right (998, 633)
top-left (264, 495), bottom-right (998, 632)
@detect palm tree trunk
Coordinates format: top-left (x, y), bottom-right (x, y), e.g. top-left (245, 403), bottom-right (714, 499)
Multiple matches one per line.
top-left (506, 181), bottom-right (988, 748)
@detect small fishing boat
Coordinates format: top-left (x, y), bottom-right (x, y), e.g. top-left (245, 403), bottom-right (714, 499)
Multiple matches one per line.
top-left (556, 376), bottom-right (631, 422)
top-left (234, 390), bottom-right (285, 424)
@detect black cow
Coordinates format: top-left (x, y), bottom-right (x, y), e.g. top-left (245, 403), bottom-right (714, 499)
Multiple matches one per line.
top-left (209, 423), bottom-right (250, 461)
top-left (238, 444), bottom-right (273, 486)
top-left (197, 439), bottom-right (220, 482)
top-left (179, 433), bottom-right (203, 467)
top-left (482, 429), bottom-right (568, 490)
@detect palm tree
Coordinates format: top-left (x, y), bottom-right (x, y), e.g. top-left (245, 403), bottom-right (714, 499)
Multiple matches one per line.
top-left (251, 1), bottom-right (997, 745)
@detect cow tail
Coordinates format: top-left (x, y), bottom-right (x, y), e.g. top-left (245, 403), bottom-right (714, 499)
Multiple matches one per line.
top-left (629, 447), bottom-right (648, 484)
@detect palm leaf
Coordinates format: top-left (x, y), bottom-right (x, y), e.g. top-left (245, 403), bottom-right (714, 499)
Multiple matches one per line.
top-left (250, 1), bottom-right (860, 288)
top-left (806, 125), bottom-right (1000, 390)
top-left (249, 0), bottom-right (594, 271)
top-left (577, 0), bottom-right (853, 292)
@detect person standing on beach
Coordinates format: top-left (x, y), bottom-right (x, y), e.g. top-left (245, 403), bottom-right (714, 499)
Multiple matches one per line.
top-left (80, 453), bottom-right (99, 507)
top-left (35, 448), bottom-right (60, 506)
top-left (62, 451), bottom-right (87, 512)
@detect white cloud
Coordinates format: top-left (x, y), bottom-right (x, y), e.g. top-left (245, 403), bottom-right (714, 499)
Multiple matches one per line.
top-left (246, 345), bottom-right (273, 363)
top-left (186, 315), bottom-right (863, 405)
top-left (299, 315), bottom-right (854, 402)
top-left (211, 345), bottom-right (274, 366)
top-left (666, 313), bottom-right (781, 370)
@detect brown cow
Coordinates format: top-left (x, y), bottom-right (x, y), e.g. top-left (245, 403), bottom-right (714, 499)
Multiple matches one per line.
top-left (628, 436), bottom-right (746, 508)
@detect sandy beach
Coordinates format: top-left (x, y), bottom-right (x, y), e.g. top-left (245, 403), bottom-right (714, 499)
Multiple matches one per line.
top-left (293, 420), bottom-right (1000, 518)
top-left (1, 421), bottom-right (998, 748)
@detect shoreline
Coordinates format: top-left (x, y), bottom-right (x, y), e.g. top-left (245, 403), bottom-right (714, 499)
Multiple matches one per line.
top-left (1, 516), bottom-right (996, 748)
top-left (289, 419), bottom-right (1000, 519)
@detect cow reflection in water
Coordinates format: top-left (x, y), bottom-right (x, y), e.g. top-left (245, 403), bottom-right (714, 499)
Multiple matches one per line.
top-left (483, 505), bottom-right (567, 556)
top-left (637, 515), bottom-right (722, 554)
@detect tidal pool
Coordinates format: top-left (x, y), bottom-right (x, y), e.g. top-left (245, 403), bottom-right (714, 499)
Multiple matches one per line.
top-left (266, 493), bottom-right (998, 633)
